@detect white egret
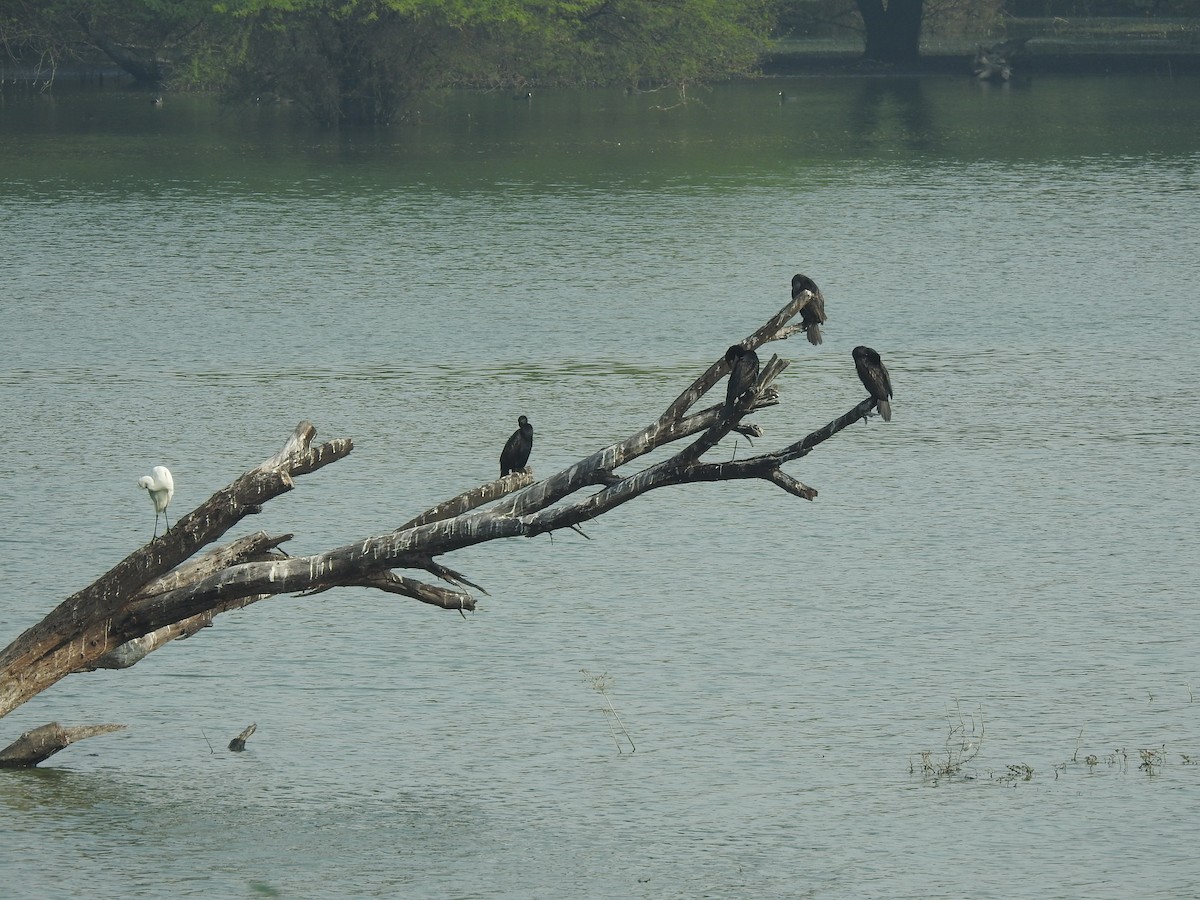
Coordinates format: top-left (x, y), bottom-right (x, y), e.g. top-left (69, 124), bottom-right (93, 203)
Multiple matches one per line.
top-left (138, 465), bottom-right (175, 538)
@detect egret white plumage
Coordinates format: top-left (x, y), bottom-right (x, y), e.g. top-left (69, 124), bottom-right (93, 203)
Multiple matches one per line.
top-left (138, 465), bottom-right (175, 537)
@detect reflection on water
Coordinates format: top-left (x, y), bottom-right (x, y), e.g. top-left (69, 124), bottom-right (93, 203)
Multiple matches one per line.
top-left (847, 79), bottom-right (938, 153)
top-left (1, 76), bottom-right (1199, 898)
top-left (4, 73), bottom-right (1200, 187)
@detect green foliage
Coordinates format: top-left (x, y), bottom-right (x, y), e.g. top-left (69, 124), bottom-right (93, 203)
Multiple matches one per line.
top-left (922, 0), bottom-right (1005, 39)
top-left (224, 2), bottom-right (456, 125)
top-left (440, 0), bottom-right (774, 88)
top-left (221, 0), bottom-right (775, 124)
top-left (0, 0), bottom-right (233, 84)
top-left (1008, 0), bottom-right (1200, 14)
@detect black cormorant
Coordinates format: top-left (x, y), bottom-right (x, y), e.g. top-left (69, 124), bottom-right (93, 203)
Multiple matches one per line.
top-left (791, 273), bottom-right (827, 346)
top-left (724, 344), bottom-right (760, 415)
top-left (500, 415), bottom-right (533, 476)
top-left (852, 346), bottom-right (893, 421)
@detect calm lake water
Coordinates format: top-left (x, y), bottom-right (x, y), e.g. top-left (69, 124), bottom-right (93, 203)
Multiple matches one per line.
top-left (2, 74), bottom-right (1200, 898)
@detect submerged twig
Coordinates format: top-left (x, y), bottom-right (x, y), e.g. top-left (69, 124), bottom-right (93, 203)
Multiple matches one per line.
top-left (582, 669), bottom-right (635, 754)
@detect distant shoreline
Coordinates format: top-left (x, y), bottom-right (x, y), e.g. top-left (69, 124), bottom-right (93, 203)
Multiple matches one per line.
top-left (763, 49), bottom-right (1200, 78)
top-left (4, 47), bottom-right (1198, 88)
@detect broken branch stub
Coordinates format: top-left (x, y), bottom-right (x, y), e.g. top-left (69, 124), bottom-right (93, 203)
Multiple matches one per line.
top-left (228, 723), bottom-right (257, 752)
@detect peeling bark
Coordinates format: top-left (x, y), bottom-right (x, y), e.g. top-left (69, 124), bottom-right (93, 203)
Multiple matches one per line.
top-left (0, 723), bottom-right (126, 768)
top-left (857, 0), bottom-right (925, 64)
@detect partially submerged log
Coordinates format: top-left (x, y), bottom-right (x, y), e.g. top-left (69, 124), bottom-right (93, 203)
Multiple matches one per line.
top-left (0, 278), bottom-right (892, 762)
top-left (0, 722), bottom-right (126, 768)
top-left (229, 723), bottom-right (257, 752)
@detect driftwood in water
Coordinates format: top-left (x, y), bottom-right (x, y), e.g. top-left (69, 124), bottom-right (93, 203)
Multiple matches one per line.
top-left (0, 280), bottom-right (886, 764)
top-left (0, 722), bottom-right (126, 768)
top-left (229, 723), bottom-right (257, 752)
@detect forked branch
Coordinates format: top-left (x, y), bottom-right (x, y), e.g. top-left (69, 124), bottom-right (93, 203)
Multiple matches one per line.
top-left (0, 277), bottom-right (890, 762)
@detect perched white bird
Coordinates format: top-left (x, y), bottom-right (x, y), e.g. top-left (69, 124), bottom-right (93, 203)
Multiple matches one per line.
top-left (138, 465), bottom-right (175, 538)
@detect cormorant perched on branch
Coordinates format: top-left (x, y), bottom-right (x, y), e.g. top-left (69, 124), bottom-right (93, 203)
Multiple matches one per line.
top-left (852, 346), bottom-right (893, 421)
top-left (724, 344), bottom-right (760, 415)
top-left (500, 415), bottom-right (533, 476)
top-left (791, 273), bottom-right (827, 345)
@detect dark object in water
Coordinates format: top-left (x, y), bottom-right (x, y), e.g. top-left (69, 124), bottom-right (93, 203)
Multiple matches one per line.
top-left (229, 723), bottom-right (257, 752)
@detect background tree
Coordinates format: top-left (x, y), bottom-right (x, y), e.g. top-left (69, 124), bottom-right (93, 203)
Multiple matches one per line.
top-left (855, 0), bottom-right (925, 62)
top-left (467, 0), bottom-right (775, 89)
top-left (775, 0), bottom-right (1007, 63)
top-left (0, 0), bottom-right (102, 78)
top-left (221, 1), bottom-right (459, 125)
top-left (0, 0), bottom-right (223, 84)
top-left (219, 0), bottom-right (775, 125)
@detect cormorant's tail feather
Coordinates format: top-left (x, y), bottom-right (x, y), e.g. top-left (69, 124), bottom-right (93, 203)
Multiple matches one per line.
top-left (877, 400), bottom-right (892, 422)
top-left (807, 324), bottom-right (822, 345)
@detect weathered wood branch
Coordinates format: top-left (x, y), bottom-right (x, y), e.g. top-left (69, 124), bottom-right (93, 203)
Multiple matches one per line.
top-left (396, 472), bottom-right (534, 530)
top-left (523, 398), bottom-right (874, 536)
top-left (228, 723), bottom-right (257, 752)
top-left (0, 424), bottom-right (351, 718)
top-left (349, 572), bottom-right (476, 611)
top-left (89, 532), bottom-right (295, 670)
top-left (661, 287), bottom-right (816, 422)
top-left (0, 278), bottom-right (894, 754)
top-left (0, 722), bottom-right (126, 768)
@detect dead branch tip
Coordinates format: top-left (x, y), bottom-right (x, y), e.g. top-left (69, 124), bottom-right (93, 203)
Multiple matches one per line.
top-left (228, 723), bottom-right (257, 752)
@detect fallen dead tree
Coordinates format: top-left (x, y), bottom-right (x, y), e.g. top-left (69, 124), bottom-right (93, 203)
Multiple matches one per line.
top-left (0, 278), bottom-right (890, 765)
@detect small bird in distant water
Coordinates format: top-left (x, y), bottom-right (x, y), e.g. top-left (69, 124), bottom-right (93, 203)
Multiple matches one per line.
top-left (852, 346), bottom-right (893, 421)
top-left (791, 273), bottom-right (827, 345)
top-left (138, 465), bottom-right (175, 537)
top-left (724, 344), bottom-right (760, 416)
top-left (500, 415), bottom-right (533, 476)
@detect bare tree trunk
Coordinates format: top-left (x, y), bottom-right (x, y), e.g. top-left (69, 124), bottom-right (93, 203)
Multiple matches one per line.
top-left (0, 281), bottom-right (890, 763)
top-left (857, 0), bottom-right (924, 64)
top-left (74, 14), bottom-right (166, 84)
